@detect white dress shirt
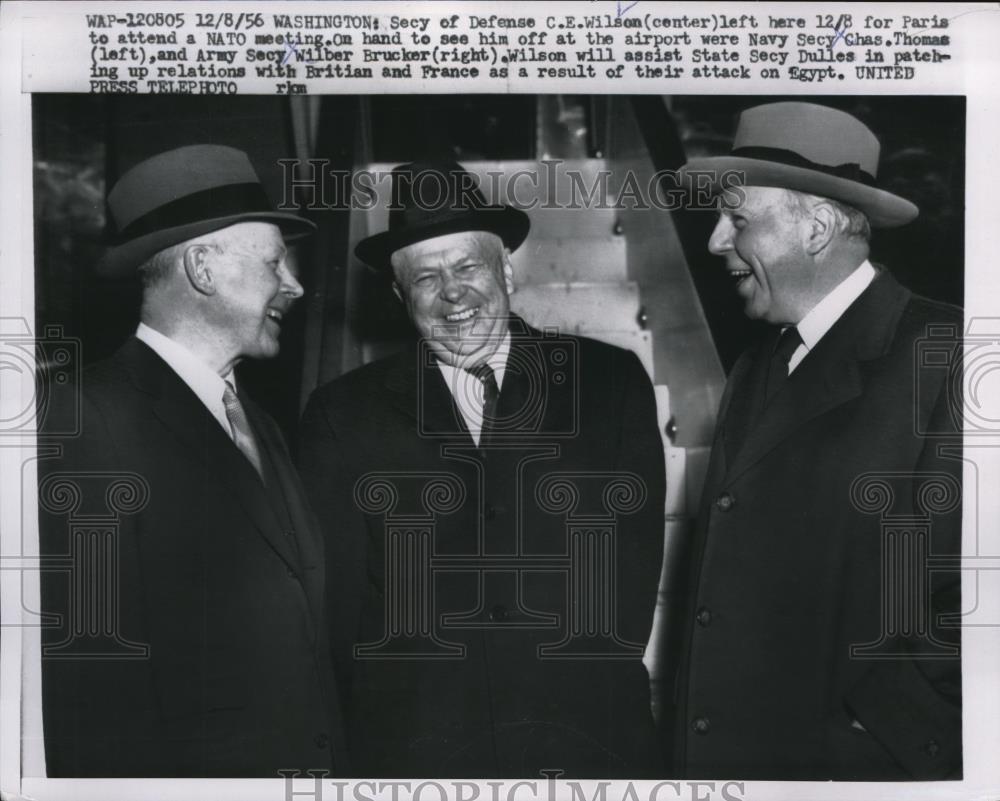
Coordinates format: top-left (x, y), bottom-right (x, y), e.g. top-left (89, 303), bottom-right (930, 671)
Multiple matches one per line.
top-left (787, 260), bottom-right (877, 373)
top-left (435, 333), bottom-right (511, 446)
top-left (135, 323), bottom-right (235, 438)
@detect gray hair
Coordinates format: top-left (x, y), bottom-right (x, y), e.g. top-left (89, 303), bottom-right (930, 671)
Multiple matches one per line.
top-left (137, 231), bottom-right (231, 289)
top-left (137, 243), bottom-right (184, 289)
top-left (785, 190), bottom-right (871, 243)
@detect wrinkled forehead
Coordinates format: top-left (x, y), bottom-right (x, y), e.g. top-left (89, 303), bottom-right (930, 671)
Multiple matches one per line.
top-left (391, 231), bottom-right (503, 273)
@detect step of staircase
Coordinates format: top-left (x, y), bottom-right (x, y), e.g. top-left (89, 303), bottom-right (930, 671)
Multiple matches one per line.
top-left (462, 158), bottom-right (611, 207)
top-left (511, 237), bottom-right (627, 284)
top-left (511, 281), bottom-right (641, 334)
top-left (520, 206), bottom-right (619, 240)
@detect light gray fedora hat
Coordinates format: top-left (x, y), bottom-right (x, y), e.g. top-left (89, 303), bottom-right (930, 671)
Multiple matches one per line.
top-left (681, 102), bottom-right (918, 228)
top-left (97, 144), bottom-right (316, 277)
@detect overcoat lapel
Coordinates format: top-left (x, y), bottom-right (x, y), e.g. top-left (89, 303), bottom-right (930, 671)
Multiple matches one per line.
top-left (494, 316), bottom-right (575, 438)
top-left (386, 342), bottom-right (477, 444)
top-left (721, 334), bottom-right (773, 469)
top-left (118, 338), bottom-right (301, 571)
top-left (244, 398), bottom-right (328, 620)
top-left (722, 270), bottom-right (911, 485)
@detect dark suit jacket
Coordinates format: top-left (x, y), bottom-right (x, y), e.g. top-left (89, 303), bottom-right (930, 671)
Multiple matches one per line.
top-left (299, 318), bottom-right (666, 778)
top-left (672, 270), bottom-right (962, 780)
top-left (38, 337), bottom-right (347, 777)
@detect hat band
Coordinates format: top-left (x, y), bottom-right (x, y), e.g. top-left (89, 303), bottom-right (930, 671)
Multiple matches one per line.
top-left (730, 146), bottom-right (876, 186)
top-left (117, 182), bottom-right (274, 242)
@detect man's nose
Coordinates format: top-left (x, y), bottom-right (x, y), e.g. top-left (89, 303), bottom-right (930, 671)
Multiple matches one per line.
top-left (708, 217), bottom-right (733, 256)
top-left (280, 265), bottom-right (305, 300)
top-left (440, 272), bottom-right (467, 303)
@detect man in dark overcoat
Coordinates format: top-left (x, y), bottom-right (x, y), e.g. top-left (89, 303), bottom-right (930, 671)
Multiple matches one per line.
top-left (299, 161), bottom-right (666, 778)
top-left (671, 102), bottom-right (963, 780)
top-left (38, 145), bottom-right (347, 776)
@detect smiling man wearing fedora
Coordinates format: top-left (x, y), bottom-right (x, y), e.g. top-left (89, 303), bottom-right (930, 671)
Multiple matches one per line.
top-left (38, 145), bottom-right (347, 776)
top-left (671, 103), bottom-right (963, 780)
top-left (298, 161), bottom-right (666, 778)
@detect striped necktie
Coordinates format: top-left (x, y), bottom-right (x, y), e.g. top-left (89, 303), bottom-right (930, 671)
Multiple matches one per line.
top-left (222, 381), bottom-right (263, 478)
top-left (467, 362), bottom-right (499, 446)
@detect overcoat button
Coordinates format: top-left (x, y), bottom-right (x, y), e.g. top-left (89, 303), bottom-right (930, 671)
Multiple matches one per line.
top-left (489, 604), bottom-right (508, 622)
top-left (692, 717), bottom-right (711, 735)
top-left (715, 492), bottom-right (735, 512)
top-left (696, 607), bottom-right (713, 627)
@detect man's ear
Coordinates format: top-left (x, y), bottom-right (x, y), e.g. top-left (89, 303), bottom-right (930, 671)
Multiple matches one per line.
top-left (182, 244), bottom-right (216, 296)
top-left (502, 249), bottom-right (515, 295)
top-left (805, 203), bottom-right (837, 255)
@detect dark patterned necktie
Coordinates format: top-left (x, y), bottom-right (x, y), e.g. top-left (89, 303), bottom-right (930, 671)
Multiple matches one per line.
top-left (765, 326), bottom-right (803, 405)
top-left (467, 363), bottom-right (499, 446)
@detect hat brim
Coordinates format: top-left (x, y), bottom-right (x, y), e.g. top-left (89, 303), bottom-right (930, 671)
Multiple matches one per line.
top-left (355, 206), bottom-right (530, 272)
top-left (96, 212), bottom-right (316, 278)
top-left (680, 157), bottom-right (918, 228)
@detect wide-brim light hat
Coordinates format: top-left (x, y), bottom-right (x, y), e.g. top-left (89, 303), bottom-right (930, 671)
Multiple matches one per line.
top-left (354, 159), bottom-right (530, 271)
top-left (681, 102), bottom-right (918, 228)
top-left (97, 144), bottom-right (316, 277)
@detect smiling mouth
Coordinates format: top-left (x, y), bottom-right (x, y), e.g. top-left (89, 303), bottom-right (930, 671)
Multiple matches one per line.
top-left (265, 308), bottom-right (284, 324)
top-left (445, 307), bottom-right (479, 323)
top-left (728, 269), bottom-right (753, 287)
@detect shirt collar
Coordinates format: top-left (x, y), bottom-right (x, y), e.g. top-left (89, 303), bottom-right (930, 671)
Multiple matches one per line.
top-left (795, 260), bottom-right (877, 353)
top-left (435, 331), bottom-right (511, 391)
top-left (135, 323), bottom-right (233, 432)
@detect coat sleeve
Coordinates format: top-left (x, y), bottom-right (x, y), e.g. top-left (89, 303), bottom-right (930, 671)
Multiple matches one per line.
top-left (843, 366), bottom-right (963, 779)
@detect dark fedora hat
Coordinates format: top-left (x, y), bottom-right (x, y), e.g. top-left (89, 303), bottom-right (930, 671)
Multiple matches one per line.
top-left (354, 160), bottom-right (530, 270)
top-left (97, 144), bottom-right (316, 277)
top-left (682, 102), bottom-right (918, 228)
